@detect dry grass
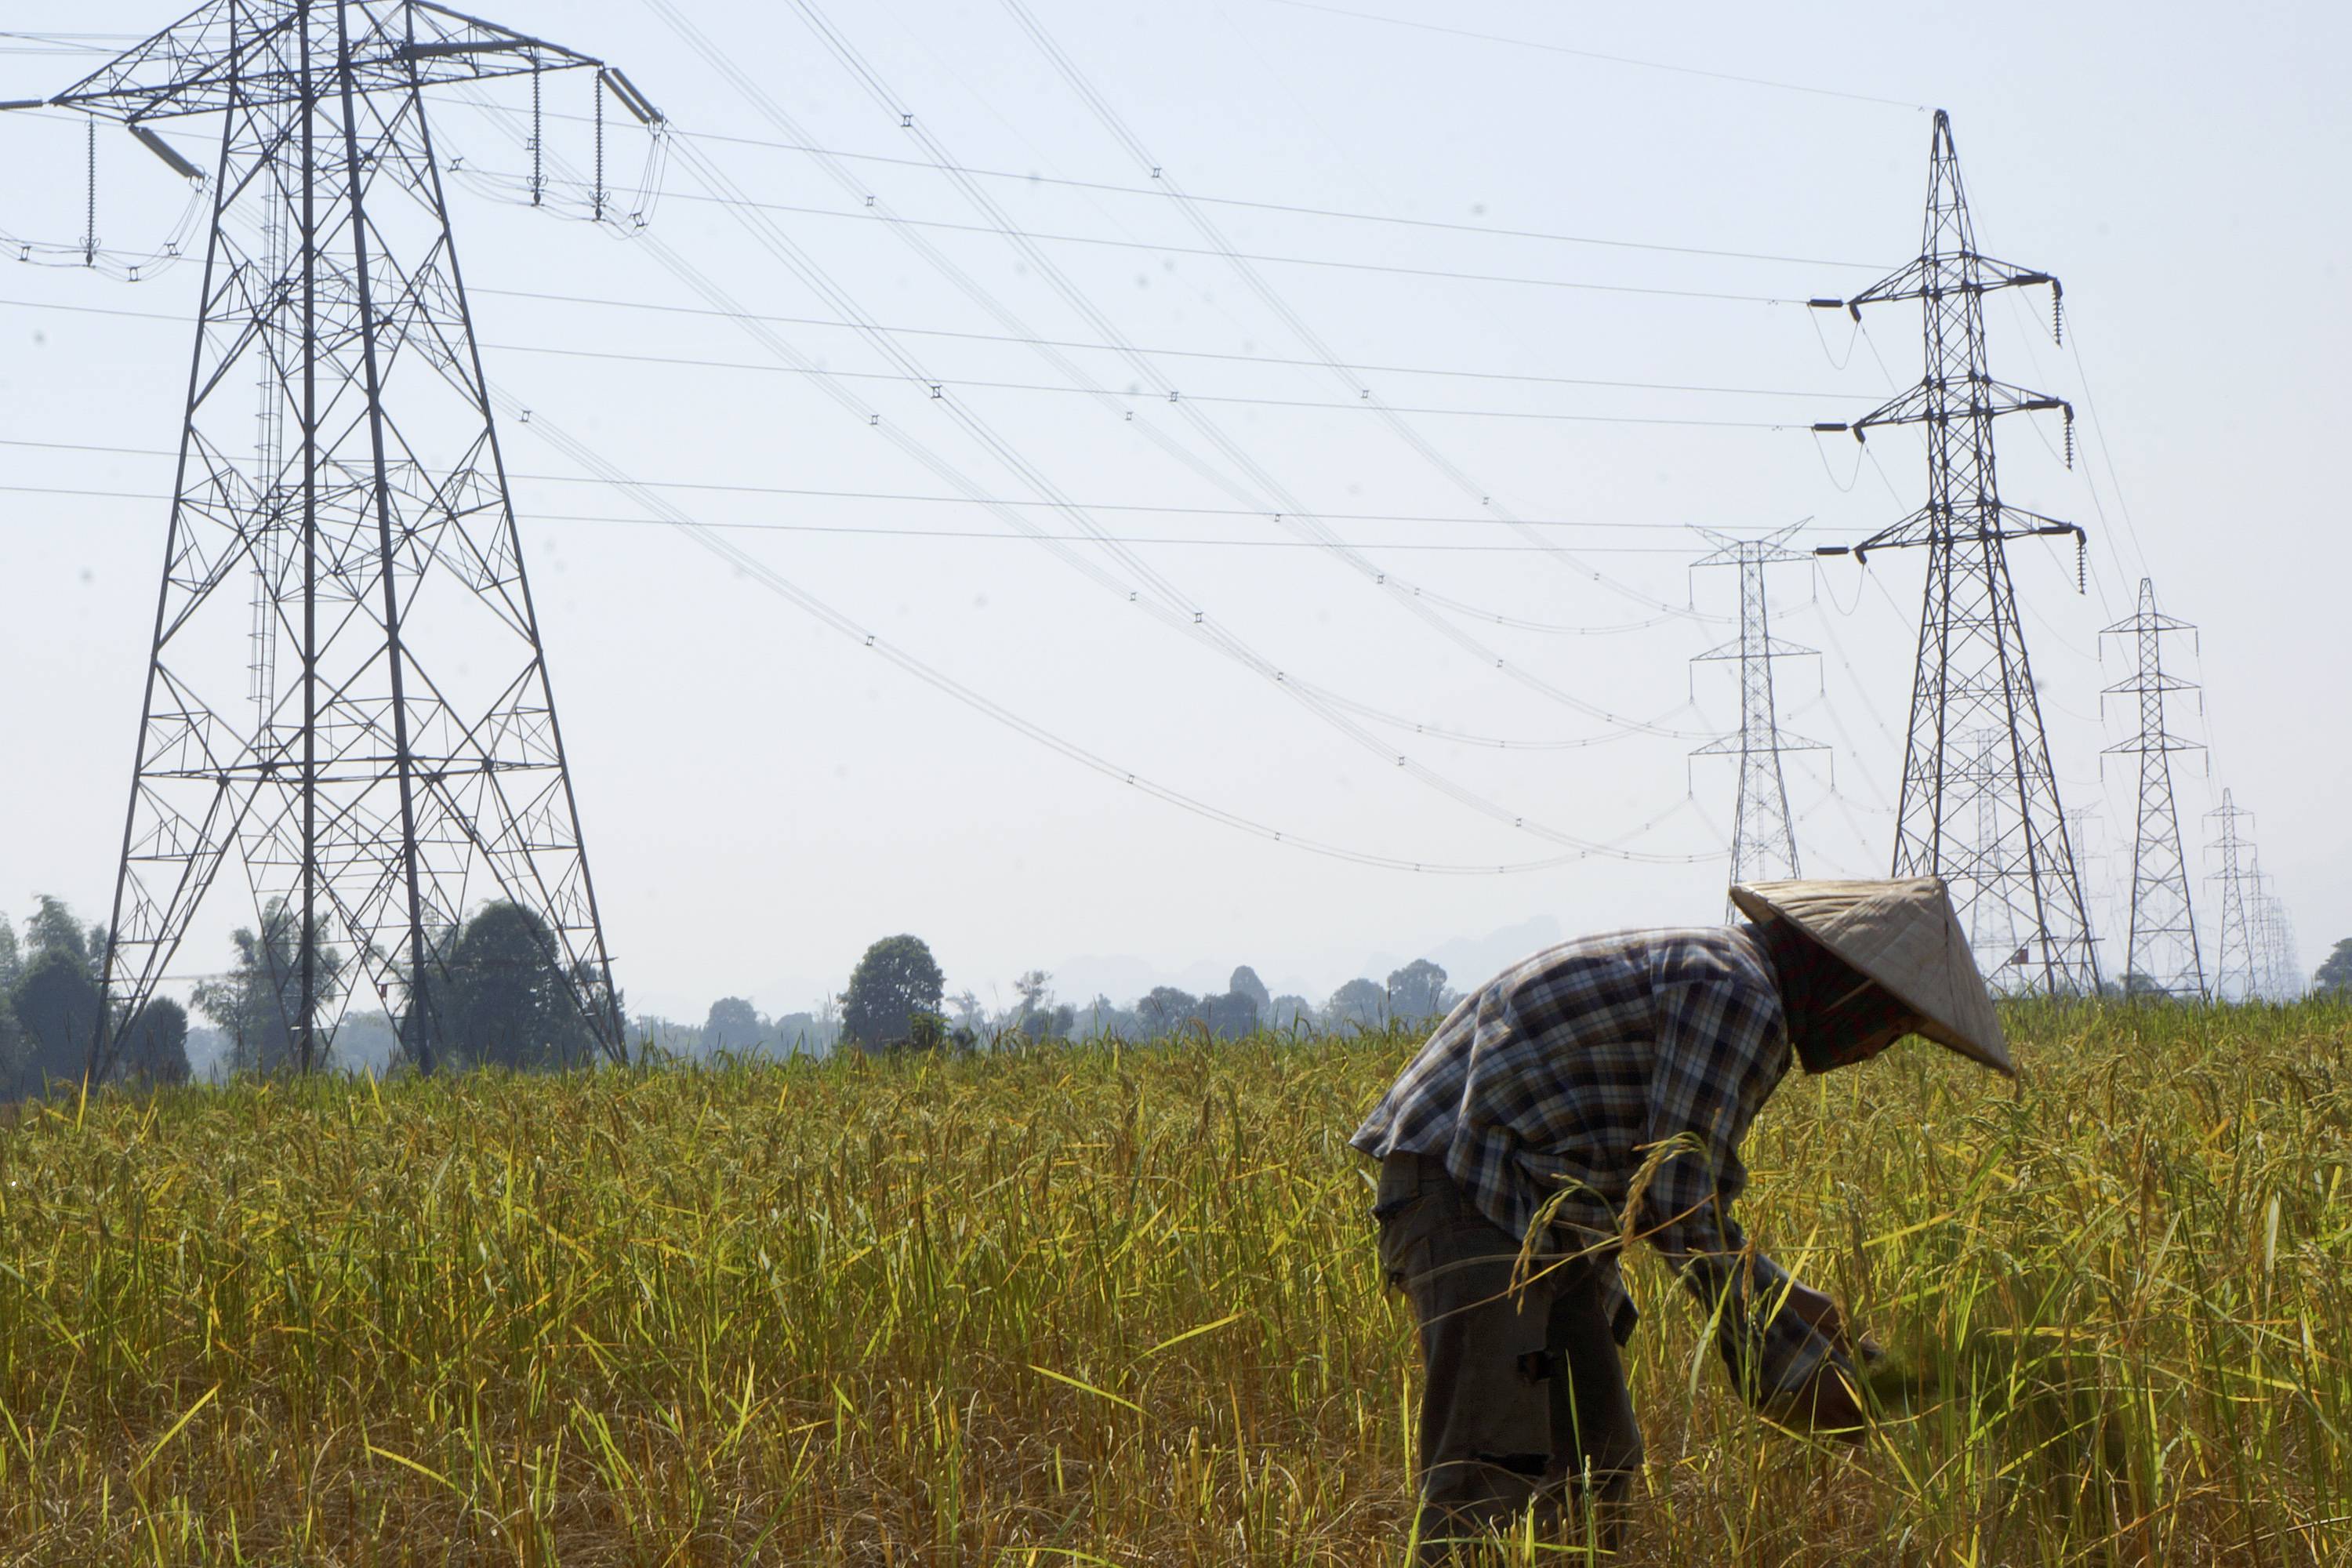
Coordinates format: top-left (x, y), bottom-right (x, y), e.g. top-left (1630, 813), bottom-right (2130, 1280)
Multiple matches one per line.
top-left (2, 1000), bottom-right (2348, 1564)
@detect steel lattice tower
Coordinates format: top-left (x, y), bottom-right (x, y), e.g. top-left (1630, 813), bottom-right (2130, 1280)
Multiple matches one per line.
top-left (11, 2), bottom-right (656, 1073)
top-left (1812, 109), bottom-right (2098, 996)
top-left (1690, 527), bottom-right (1823, 903)
top-left (2254, 880), bottom-right (2302, 1002)
top-left (2100, 579), bottom-right (2205, 998)
top-left (2206, 789), bottom-right (2259, 1002)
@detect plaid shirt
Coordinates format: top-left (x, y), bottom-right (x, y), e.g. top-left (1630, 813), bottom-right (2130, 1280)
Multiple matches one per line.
top-left (1352, 925), bottom-right (1840, 1403)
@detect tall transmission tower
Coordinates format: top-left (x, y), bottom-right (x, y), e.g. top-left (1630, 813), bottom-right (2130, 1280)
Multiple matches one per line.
top-left (2100, 579), bottom-right (2205, 998)
top-left (1690, 527), bottom-right (1824, 902)
top-left (1810, 109), bottom-right (2098, 996)
top-left (2205, 789), bottom-right (2259, 1002)
top-left (8, 3), bottom-right (664, 1073)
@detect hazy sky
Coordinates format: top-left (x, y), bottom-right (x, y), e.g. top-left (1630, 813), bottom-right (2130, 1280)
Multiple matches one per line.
top-left (1, 1), bottom-right (2343, 1023)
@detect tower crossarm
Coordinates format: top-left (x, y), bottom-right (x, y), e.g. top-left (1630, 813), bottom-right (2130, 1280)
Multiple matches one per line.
top-left (1694, 633), bottom-right (1815, 664)
top-left (1815, 376), bottom-right (2071, 444)
top-left (1826, 249), bottom-right (2060, 316)
top-left (2100, 729), bottom-right (2201, 756)
top-left (1692, 729), bottom-right (1826, 757)
top-left (1818, 502), bottom-right (2080, 563)
top-left (1691, 524), bottom-right (1809, 570)
top-left (24, 0), bottom-right (610, 123)
top-left (2100, 668), bottom-right (2199, 700)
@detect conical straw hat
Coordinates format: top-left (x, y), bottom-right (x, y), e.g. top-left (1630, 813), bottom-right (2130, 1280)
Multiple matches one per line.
top-left (1729, 876), bottom-right (2013, 1076)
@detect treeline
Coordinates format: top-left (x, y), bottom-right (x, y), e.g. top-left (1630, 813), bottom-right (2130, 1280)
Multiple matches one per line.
top-left (0, 896), bottom-right (190, 1095)
top-left (0, 894), bottom-right (615, 1094)
top-left (644, 936), bottom-right (1463, 1060)
top-left (2, 905), bottom-right (1467, 1090)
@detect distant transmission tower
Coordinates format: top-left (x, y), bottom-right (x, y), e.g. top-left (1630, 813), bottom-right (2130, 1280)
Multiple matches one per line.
top-left (2206, 789), bottom-right (2259, 1001)
top-left (1811, 109), bottom-right (2098, 996)
top-left (1690, 527), bottom-right (1824, 903)
top-left (2100, 579), bottom-right (2205, 998)
top-left (8, 4), bottom-right (665, 1073)
top-left (2255, 880), bottom-right (2302, 1002)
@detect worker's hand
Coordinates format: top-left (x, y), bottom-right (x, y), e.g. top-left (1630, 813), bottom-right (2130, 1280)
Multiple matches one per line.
top-left (1780, 1281), bottom-right (1887, 1367)
top-left (1767, 1358), bottom-right (1870, 1443)
top-left (1780, 1280), bottom-right (1845, 1340)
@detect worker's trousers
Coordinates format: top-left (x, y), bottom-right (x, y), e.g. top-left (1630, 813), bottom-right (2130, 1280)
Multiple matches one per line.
top-left (1374, 1152), bottom-right (1641, 1563)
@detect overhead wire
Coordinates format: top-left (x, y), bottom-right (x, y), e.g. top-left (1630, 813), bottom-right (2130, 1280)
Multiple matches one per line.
top-left (0, 480), bottom-right (1775, 554)
top-left (504, 392), bottom-right (1721, 872)
top-left (456, 89), bottom-right (1741, 832)
top-left (597, 12), bottom-right (1738, 675)
top-left (0, 419), bottom-right (1860, 536)
top-left (570, 18), bottom-right (1730, 646)
top-left (437, 103), bottom-right (1733, 795)
top-left (513, 102), bottom-right (1894, 272)
top-left (0, 287), bottom-right (1853, 409)
top-left (455, 162), bottom-right (1798, 305)
top-left (978, 0), bottom-right (1727, 624)
top-left (449, 116), bottom-right (1708, 640)
top-left (694, 0), bottom-right (1739, 662)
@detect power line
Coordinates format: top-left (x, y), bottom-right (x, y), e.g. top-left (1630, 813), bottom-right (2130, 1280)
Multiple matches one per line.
top-left (0, 481), bottom-right (1755, 553)
top-left (509, 392), bottom-right (1722, 871)
top-left (511, 103), bottom-right (1892, 272)
top-left (974, 0), bottom-right (1727, 627)
top-left (0, 290), bottom-right (1848, 408)
top-left (522, 41), bottom-right (1735, 676)
top-left (482, 335), bottom-right (1790, 428)
top-left (0, 431), bottom-right (1832, 532)
top-left (455, 158), bottom-right (1795, 305)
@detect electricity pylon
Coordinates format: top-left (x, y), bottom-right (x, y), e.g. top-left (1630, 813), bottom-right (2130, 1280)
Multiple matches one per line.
top-left (2100, 579), bottom-right (2205, 998)
top-left (2254, 880), bottom-right (2301, 1003)
top-left (1690, 527), bottom-right (1823, 906)
top-left (1810, 108), bottom-right (2098, 996)
top-left (9, 3), bottom-right (662, 1073)
top-left (2206, 789), bottom-right (2259, 1002)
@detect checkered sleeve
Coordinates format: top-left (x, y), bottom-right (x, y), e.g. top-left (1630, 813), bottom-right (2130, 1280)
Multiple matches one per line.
top-left (1638, 949), bottom-right (1843, 1406)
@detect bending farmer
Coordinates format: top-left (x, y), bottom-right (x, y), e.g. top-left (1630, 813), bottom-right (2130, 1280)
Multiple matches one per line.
top-left (1351, 877), bottom-right (2012, 1555)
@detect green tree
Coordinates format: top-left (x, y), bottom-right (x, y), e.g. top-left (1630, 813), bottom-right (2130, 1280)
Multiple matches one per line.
top-left (1325, 977), bottom-right (1388, 1030)
top-left (1136, 985), bottom-right (1200, 1035)
top-left (2317, 938), bottom-right (2352, 999)
top-left (0, 922), bottom-right (24, 1093)
top-left (1386, 959), bottom-right (1454, 1023)
top-left (1201, 989), bottom-right (1258, 1040)
top-left (702, 996), bottom-right (763, 1054)
top-left (192, 898), bottom-right (345, 1073)
top-left (1228, 965), bottom-right (1271, 1018)
top-left (437, 902), bottom-right (601, 1070)
top-left (1010, 971), bottom-right (1073, 1040)
top-left (840, 935), bottom-right (946, 1051)
top-left (24, 894), bottom-right (98, 973)
top-left (118, 997), bottom-right (191, 1085)
top-left (1267, 993), bottom-right (1316, 1032)
top-left (11, 947), bottom-right (101, 1090)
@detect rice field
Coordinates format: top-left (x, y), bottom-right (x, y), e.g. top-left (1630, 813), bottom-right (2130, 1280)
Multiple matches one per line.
top-left (1, 1000), bottom-right (2347, 1564)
